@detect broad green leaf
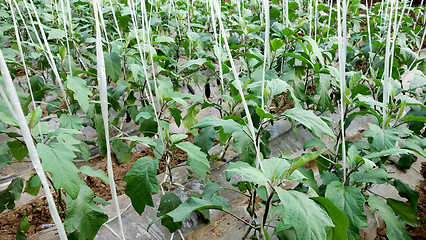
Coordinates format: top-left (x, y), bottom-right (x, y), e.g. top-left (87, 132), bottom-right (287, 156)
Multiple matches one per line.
top-left (368, 196), bottom-right (411, 240)
top-left (275, 188), bottom-right (334, 240)
top-left (226, 161), bottom-right (269, 186)
top-left (151, 196), bottom-right (227, 227)
top-left (200, 183), bottom-right (221, 199)
top-left (79, 166), bottom-right (110, 185)
top-left (66, 76), bottom-right (92, 113)
top-left (0, 177), bottom-right (23, 213)
top-left (325, 181), bottom-right (368, 240)
top-left (266, 78), bottom-right (290, 96)
top-left (193, 116), bottom-right (242, 134)
top-left (111, 138), bottom-right (130, 164)
top-left (183, 104), bottom-right (199, 135)
top-left (59, 114), bottom-right (83, 130)
top-left (364, 148), bottom-right (412, 159)
top-left (0, 104), bottom-right (18, 126)
top-left (48, 29), bottom-right (66, 40)
top-left (7, 140), bottom-right (28, 161)
top-left (120, 136), bottom-right (157, 149)
top-left (304, 137), bottom-right (326, 150)
top-left (312, 196), bottom-right (349, 240)
top-left (104, 52), bottom-right (122, 82)
top-left (26, 107), bottom-right (42, 129)
top-left (123, 157), bottom-right (159, 214)
top-left (37, 143), bottom-right (80, 199)
top-left (0, 144), bottom-right (12, 168)
top-left (289, 150), bottom-right (326, 177)
top-left (391, 179), bottom-right (419, 210)
top-left (64, 181), bottom-right (108, 239)
top-left (157, 192), bottom-right (182, 233)
top-left (263, 157), bottom-right (304, 182)
top-left (350, 168), bottom-right (388, 184)
top-left (94, 114), bottom-right (107, 156)
top-left (318, 74), bottom-right (331, 108)
top-left (386, 198), bottom-right (419, 227)
top-left (170, 134), bottom-right (187, 143)
top-left (364, 124), bottom-right (401, 151)
top-left (176, 142), bottom-right (209, 178)
top-left (256, 108), bottom-right (274, 119)
top-left (178, 58), bottom-right (210, 74)
top-left (283, 108), bottom-right (335, 139)
top-left (305, 36), bottom-right (325, 65)
top-left (194, 126), bottom-right (215, 153)
top-left (24, 174), bottom-right (41, 196)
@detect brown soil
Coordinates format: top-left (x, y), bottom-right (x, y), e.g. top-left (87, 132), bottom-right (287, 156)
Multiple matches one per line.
top-left (0, 134), bottom-right (195, 239)
top-left (407, 161), bottom-right (426, 240)
top-left (270, 92), bottom-right (294, 115)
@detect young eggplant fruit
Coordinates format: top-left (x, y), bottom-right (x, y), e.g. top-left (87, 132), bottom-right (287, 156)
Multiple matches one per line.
top-left (187, 84), bottom-right (195, 95)
top-left (205, 82), bottom-right (211, 99)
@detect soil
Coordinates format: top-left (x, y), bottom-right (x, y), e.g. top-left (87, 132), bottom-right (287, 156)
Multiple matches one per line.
top-left (270, 92), bottom-right (294, 115)
top-left (0, 134), bottom-right (195, 239)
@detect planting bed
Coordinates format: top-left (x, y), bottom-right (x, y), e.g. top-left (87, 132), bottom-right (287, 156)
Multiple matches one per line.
top-left (0, 0), bottom-right (425, 239)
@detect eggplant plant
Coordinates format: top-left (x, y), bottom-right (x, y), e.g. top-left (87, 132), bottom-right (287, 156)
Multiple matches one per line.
top-left (0, 0), bottom-right (424, 239)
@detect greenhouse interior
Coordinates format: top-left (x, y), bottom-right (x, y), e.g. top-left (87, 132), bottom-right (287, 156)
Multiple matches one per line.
top-left (0, 0), bottom-right (425, 239)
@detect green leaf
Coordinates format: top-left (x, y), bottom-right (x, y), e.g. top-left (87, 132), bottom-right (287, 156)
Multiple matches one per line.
top-left (79, 166), bottom-right (110, 185)
top-left (94, 114), bottom-right (107, 157)
top-left (364, 124), bottom-right (401, 151)
top-left (7, 140), bottom-right (28, 161)
top-left (170, 134), bottom-right (187, 143)
top-left (176, 142), bottom-right (210, 178)
top-left (325, 181), bottom-right (368, 240)
top-left (104, 52), bottom-right (122, 82)
top-left (59, 114), bottom-right (83, 130)
top-left (263, 157), bottom-right (304, 182)
top-left (0, 177), bottom-right (23, 213)
top-left (19, 214), bottom-right (30, 232)
top-left (266, 79), bottom-right (290, 96)
top-left (48, 29), bottom-right (66, 40)
top-left (318, 74), bottom-right (331, 108)
top-left (157, 192), bottom-right (183, 233)
top-left (283, 108), bottom-right (335, 139)
top-left (120, 136), bottom-right (157, 149)
top-left (178, 58), bottom-right (210, 74)
top-left (183, 104), bottom-right (199, 135)
top-left (312, 197), bottom-right (349, 240)
top-left (391, 179), bottom-right (419, 210)
top-left (364, 148), bottom-right (412, 159)
top-left (304, 137), bottom-right (326, 150)
top-left (123, 156), bottom-right (159, 215)
top-left (194, 126), bottom-right (215, 153)
top-left (0, 144), bottom-right (12, 168)
top-left (93, 196), bottom-right (111, 206)
top-left (350, 168), bottom-right (388, 184)
top-left (24, 174), bottom-right (41, 196)
top-left (37, 143), bottom-right (80, 199)
top-left (64, 181), bottom-right (108, 239)
top-left (386, 198), bottom-right (419, 227)
top-left (150, 196), bottom-right (227, 229)
top-left (305, 36), bottom-right (325, 65)
top-left (256, 108), bottom-right (274, 119)
top-left (289, 150), bottom-right (325, 177)
top-left (66, 76), bottom-right (92, 113)
top-left (111, 138), bottom-right (130, 164)
top-left (368, 196), bottom-right (411, 240)
top-left (226, 161), bottom-right (269, 186)
top-left (0, 104), bottom-right (18, 126)
top-left (275, 188), bottom-right (334, 240)
top-left (193, 116), bottom-right (242, 134)
top-left (200, 183), bottom-right (221, 199)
